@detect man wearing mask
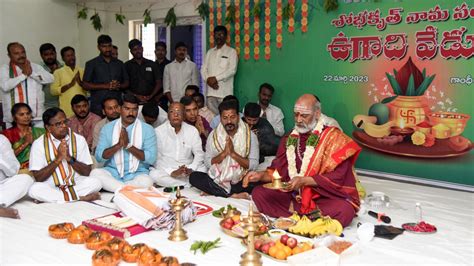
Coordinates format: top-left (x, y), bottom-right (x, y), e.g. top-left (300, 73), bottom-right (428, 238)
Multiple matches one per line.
top-left (83, 35), bottom-right (129, 117)
top-left (51, 46), bottom-right (86, 117)
top-left (92, 94), bottom-right (157, 192)
top-left (1, 42), bottom-right (54, 127)
top-left (39, 43), bottom-right (62, 109)
top-left (163, 42), bottom-right (199, 103)
top-left (68, 94), bottom-right (101, 151)
top-left (201, 26), bottom-right (238, 115)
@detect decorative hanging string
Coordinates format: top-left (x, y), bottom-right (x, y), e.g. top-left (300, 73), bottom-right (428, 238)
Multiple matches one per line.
top-left (253, 0), bottom-right (260, 61)
top-left (264, 0), bottom-right (271, 60)
top-left (209, 0), bottom-right (215, 48)
top-left (276, 0), bottom-right (283, 49)
top-left (301, 0), bottom-right (308, 33)
top-left (234, 0), bottom-right (241, 56)
top-left (243, 0), bottom-right (251, 60)
top-left (288, 0), bottom-right (295, 33)
top-left (216, 0), bottom-right (223, 25)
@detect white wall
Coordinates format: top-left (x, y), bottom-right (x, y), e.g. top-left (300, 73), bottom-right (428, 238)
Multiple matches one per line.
top-left (0, 0), bottom-right (79, 66)
top-left (0, 0), bottom-right (201, 66)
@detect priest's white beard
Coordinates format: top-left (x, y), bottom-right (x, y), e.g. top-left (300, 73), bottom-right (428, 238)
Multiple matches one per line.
top-left (295, 117), bottom-right (318, 134)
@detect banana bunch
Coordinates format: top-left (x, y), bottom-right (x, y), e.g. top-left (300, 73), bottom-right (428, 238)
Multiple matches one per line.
top-left (363, 121), bottom-right (394, 138)
top-left (289, 212), bottom-right (301, 222)
top-left (289, 215), bottom-right (343, 237)
top-left (288, 215), bottom-right (312, 235)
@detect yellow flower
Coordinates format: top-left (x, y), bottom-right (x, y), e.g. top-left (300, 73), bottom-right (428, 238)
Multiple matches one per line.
top-left (411, 131), bottom-right (426, 146)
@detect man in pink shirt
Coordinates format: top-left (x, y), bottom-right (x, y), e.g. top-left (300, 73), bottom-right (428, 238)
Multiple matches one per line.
top-left (68, 94), bottom-right (101, 151)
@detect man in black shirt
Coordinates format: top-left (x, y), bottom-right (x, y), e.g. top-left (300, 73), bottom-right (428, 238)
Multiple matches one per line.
top-left (125, 39), bottom-right (161, 104)
top-left (83, 35), bottom-right (129, 117)
top-left (243, 102), bottom-right (280, 163)
top-left (154, 41), bottom-right (171, 111)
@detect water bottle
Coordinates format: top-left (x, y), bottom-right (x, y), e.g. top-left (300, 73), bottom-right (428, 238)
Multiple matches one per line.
top-left (414, 202), bottom-right (423, 222)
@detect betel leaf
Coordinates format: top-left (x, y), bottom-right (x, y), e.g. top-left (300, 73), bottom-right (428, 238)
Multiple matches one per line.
top-left (115, 13), bottom-right (126, 25)
top-left (90, 13), bottom-right (102, 32)
top-left (143, 8), bottom-right (152, 26)
top-left (225, 3), bottom-right (236, 24)
top-left (77, 7), bottom-right (88, 20)
top-left (406, 74), bottom-right (416, 96)
top-left (196, 1), bottom-right (210, 21)
top-left (415, 74), bottom-right (436, 96)
top-left (381, 95), bottom-right (398, 104)
top-left (165, 7), bottom-right (177, 27)
top-left (386, 72), bottom-right (402, 95)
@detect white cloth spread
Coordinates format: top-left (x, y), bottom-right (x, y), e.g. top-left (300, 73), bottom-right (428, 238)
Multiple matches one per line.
top-left (112, 119), bottom-right (142, 177)
top-left (208, 120), bottom-right (250, 192)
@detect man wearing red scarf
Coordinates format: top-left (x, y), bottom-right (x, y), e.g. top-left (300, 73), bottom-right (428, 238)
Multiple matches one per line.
top-left (244, 94), bottom-right (361, 227)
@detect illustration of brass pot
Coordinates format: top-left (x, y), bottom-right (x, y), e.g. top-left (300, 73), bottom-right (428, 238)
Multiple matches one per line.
top-left (385, 57), bottom-right (435, 127)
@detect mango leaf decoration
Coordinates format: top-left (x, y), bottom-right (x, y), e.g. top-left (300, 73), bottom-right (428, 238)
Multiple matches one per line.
top-left (323, 0), bottom-right (339, 13)
top-left (196, 1), bottom-right (210, 21)
top-left (90, 12), bottom-right (102, 32)
top-left (282, 2), bottom-right (294, 21)
top-left (165, 7), bottom-right (177, 27)
top-left (143, 8), bottom-right (152, 26)
top-left (225, 3), bottom-right (236, 24)
top-left (252, 2), bottom-right (262, 19)
top-left (77, 7), bottom-right (88, 20)
top-left (115, 13), bottom-right (126, 25)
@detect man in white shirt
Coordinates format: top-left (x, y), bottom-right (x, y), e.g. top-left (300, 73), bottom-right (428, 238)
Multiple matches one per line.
top-left (163, 42), bottom-right (199, 102)
top-left (28, 107), bottom-right (102, 203)
top-left (150, 102), bottom-right (205, 187)
top-left (201, 25), bottom-right (238, 115)
top-left (258, 83), bottom-right (285, 137)
top-left (0, 135), bottom-right (34, 218)
top-left (0, 42), bottom-right (54, 127)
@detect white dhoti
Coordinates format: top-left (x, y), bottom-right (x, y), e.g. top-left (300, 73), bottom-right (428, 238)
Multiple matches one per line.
top-left (90, 168), bottom-right (154, 192)
top-left (0, 174), bottom-right (34, 207)
top-left (149, 164), bottom-right (207, 188)
top-left (28, 175), bottom-right (102, 203)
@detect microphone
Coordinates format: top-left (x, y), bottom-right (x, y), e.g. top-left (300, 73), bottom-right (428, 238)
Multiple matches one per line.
top-left (368, 210), bottom-right (391, 224)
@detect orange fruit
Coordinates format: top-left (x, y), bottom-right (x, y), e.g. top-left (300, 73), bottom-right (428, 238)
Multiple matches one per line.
top-left (283, 246), bottom-right (292, 257)
top-left (275, 249), bottom-right (287, 260)
top-left (268, 246), bottom-right (278, 258)
top-left (301, 242), bottom-right (312, 251)
top-left (275, 240), bottom-right (284, 248)
top-left (292, 246), bottom-right (304, 255)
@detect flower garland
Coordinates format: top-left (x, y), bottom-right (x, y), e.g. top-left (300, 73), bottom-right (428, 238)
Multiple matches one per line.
top-left (234, 0), bottom-right (241, 56)
top-left (286, 120), bottom-right (324, 179)
top-left (209, 0), bottom-right (215, 47)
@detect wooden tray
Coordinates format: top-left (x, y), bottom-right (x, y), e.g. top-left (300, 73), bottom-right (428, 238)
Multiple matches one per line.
top-left (352, 131), bottom-right (472, 158)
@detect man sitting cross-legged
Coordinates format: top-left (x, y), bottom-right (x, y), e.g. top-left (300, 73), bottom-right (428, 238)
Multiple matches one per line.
top-left (150, 102), bottom-right (206, 187)
top-left (91, 94), bottom-right (157, 192)
top-left (28, 107), bottom-right (102, 203)
top-left (189, 99), bottom-right (259, 199)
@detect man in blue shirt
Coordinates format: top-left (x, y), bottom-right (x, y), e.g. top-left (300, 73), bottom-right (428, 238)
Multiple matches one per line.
top-left (91, 94), bottom-right (157, 192)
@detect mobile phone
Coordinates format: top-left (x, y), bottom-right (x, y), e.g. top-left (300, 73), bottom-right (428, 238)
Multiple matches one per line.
top-left (163, 186), bottom-right (184, 193)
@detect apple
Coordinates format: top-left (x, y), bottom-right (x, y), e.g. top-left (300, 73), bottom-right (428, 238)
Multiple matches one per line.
top-left (267, 241), bottom-right (275, 247)
top-left (261, 243), bottom-right (271, 254)
top-left (286, 237), bottom-right (298, 249)
top-left (280, 234), bottom-right (289, 245)
top-left (223, 217), bottom-right (234, 225)
top-left (254, 239), bottom-right (264, 251)
top-left (223, 222), bottom-right (233, 230)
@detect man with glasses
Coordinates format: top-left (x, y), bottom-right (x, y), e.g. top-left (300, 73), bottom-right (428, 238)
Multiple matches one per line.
top-left (28, 107), bottom-right (102, 203)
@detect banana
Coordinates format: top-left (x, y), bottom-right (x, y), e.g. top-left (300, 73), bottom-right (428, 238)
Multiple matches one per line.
top-left (363, 121), bottom-right (394, 138)
top-left (289, 212), bottom-right (300, 222)
top-left (352, 115), bottom-right (378, 131)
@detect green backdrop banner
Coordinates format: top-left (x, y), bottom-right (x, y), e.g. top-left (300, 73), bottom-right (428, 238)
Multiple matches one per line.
top-left (208, 0), bottom-right (473, 185)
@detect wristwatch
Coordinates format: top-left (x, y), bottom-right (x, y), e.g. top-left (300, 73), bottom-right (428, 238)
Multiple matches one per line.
top-left (68, 157), bottom-right (76, 164)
